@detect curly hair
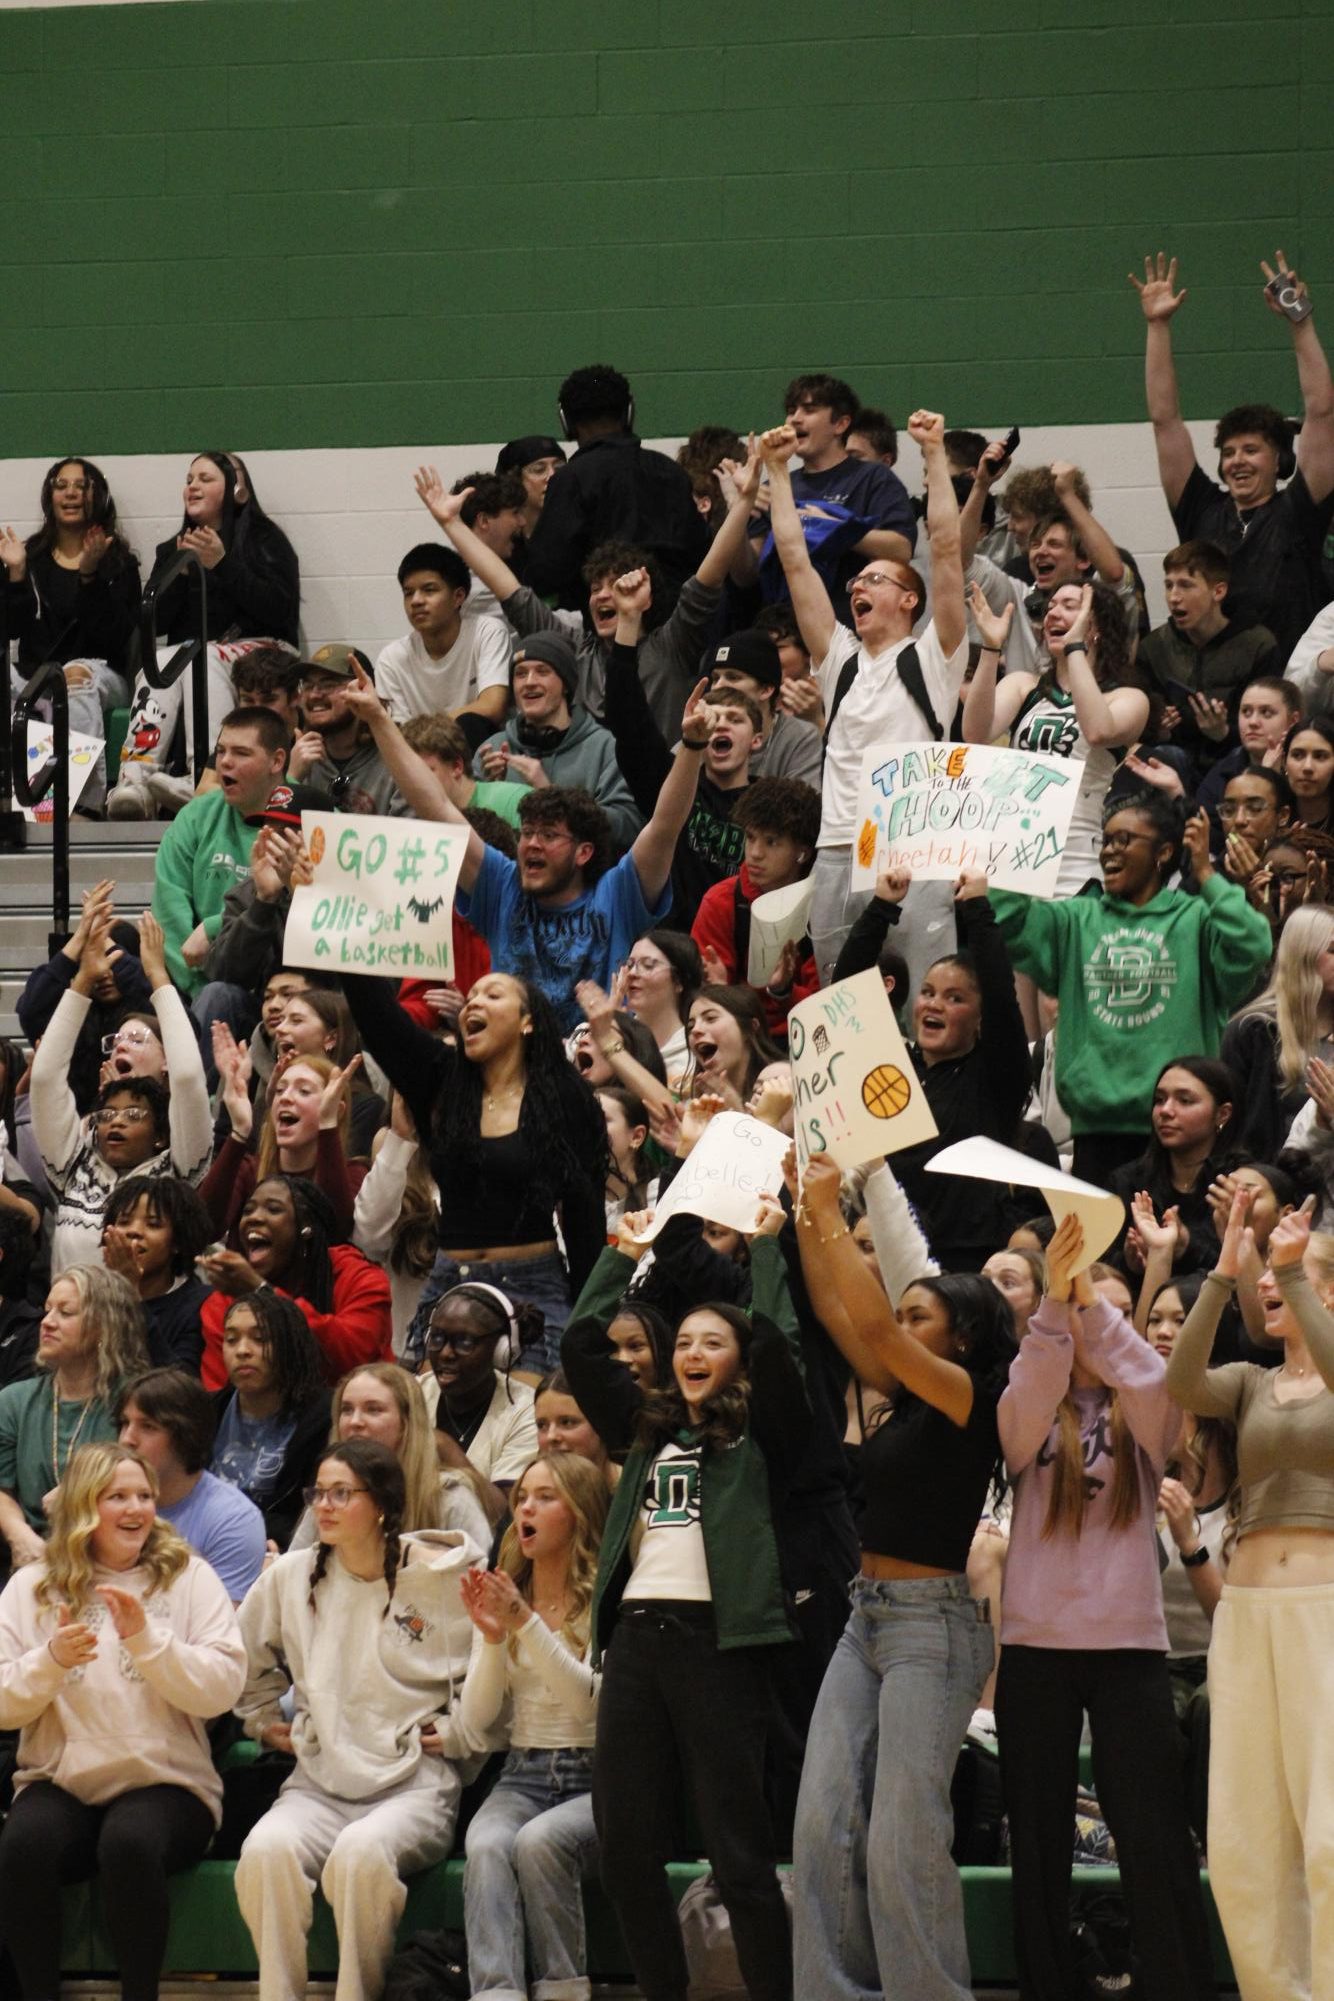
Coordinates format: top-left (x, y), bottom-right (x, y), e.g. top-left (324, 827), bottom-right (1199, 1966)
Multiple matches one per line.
top-left (1214, 404), bottom-right (1294, 455)
top-left (518, 788), bottom-right (614, 885)
top-left (39, 1444), bottom-right (190, 1612)
top-left (732, 778), bottom-right (823, 855)
top-left (252, 1175), bottom-right (341, 1312)
top-left (306, 1439), bottom-right (406, 1617)
top-left (432, 979), bottom-right (608, 1231)
top-left (93, 1076), bottom-right (170, 1153)
top-left (497, 1451), bottom-right (610, 1656)
top-left (44, 1265), bottom-right (150, 1406)
top-left (102, 1175), bottom-right (214, 1276)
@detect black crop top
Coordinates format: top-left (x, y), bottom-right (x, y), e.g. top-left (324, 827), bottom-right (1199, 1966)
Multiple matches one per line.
top-left (438, 1129), bottom-right (559, 1251)
top-left (858, 1383), bottom-right (1001, 1572)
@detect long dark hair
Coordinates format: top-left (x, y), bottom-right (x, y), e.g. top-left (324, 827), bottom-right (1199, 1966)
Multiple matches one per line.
top-left (258, 1175), bottom-right (341, 1313)
top-left (435, 979), bottom-right (608, 1217)
top-left (635, 1300), bottom-right (756, 1453)
top-left (872, 1273), bottom-right (1016, 1487)
top-left (179, 451), bottom-right (298, 627)
top-left (225, 1289), bottom-right (324, 1414)
top-left (609, 1300), bottom-right (674, 1389)
top-left (637, 929), bottom-right (702, 1023)
top-left (1135, 1056), bottom-right (1240, 1189)
top-left (306, 1439), bottom-right (406, 1617)
top-left (688, 985), bottom-right (785, 1097)
top-left (29, 458), bottom-right (133, 575)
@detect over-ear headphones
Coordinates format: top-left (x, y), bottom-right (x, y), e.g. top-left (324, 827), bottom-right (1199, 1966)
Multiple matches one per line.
top-left (1218, 422), bottom-right (1298, 485)
top-left (557, 391), bottom-right (635, 443)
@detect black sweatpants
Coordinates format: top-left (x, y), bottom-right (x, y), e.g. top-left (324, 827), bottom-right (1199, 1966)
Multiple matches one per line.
top-left (593, 1603), bottom-right (791, 2001)
top-left (0, 1779), bottom-right (214, 2001)
top-left (995, 1646), bottom-right (1217, 2001)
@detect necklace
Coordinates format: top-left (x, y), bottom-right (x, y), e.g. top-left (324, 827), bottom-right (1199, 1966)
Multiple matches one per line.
top-left (483, 1082), bottom-right (522, 1115)
top-left (52, 1382), bottom-right (95, 1481)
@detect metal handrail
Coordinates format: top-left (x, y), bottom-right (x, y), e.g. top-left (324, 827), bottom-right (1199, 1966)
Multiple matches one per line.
top-left (139, 545), bottom-right (209, 783)
top-left (11, 659), bottom-right (70, 952)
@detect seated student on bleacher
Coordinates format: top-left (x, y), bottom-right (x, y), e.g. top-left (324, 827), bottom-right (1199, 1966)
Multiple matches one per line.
top-left (31, 906), bottom-right (213, 1273)
top-left (233, 1438), bottom-right (480, 2001)
top-left (287, 644), bottom-right (409, 817)
top-left (197, 1175), bottom-right (391, 1392)
top-left (285, 1362), bottom-right (491, 1555)
top-left (101, 1175), bottom-right (214, 1373)
top-left (207, 1290), bottom-right (330, 1549)
top-left (0, 1441), bottom-right (246, 2001)
top-left (117, 1368), bottom-right (268, 1604)
top-left (0, 1265), bottom-right (150, 1572)
top-left (474, 633), bottom-right (643, 852)
top-left (1284, 714), bottom-right (1334, 835)
top-left (420, 1285), bottom-right (541, 1524)
top-left (690, 776), bottom-right (822, 1041)
top-left (456, 1452), bottom-right (610, 2001)
top-left (1138, 542), bottom-right (1280, 782)
top-left (1195, 673), bottom-right (1303, 823)
top-left (374, 542), bottom-right (512, 741)
top-left (998, 1216), bottom-right (1219, 2001)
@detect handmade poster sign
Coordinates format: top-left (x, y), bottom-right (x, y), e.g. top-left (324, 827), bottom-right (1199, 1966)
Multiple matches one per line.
top-left (284, 813), bottom-right (468, 976)
top-left (851, 740), bottom-right (1080, 897)
top-left (789, 967), bottom-right (937, 1170)
top-left (19, 723), bottom-right (102, 822)
top-left (629, 1112), bottom-right (789, 1244)
top-left (746, 876), bottom-right (817, 986)
top-left (926, 1136), bottom-right (1124, 1270)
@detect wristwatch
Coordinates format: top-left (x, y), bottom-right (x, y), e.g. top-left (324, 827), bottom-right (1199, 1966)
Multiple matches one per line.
top-left (1180, 1544), bottom-right (1211, 1568)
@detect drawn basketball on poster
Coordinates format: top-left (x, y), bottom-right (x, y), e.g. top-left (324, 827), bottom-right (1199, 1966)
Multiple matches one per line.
top-left (309, 826), bottom-right (326, 865)
top-left (861, 1064), bottom-right (912, 1120)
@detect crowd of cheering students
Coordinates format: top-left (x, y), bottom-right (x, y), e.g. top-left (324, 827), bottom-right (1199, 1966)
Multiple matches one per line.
top-left (0, 248), bottom-right (1331, 2001)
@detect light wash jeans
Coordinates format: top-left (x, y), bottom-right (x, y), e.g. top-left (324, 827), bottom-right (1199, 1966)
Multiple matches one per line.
top-left (18, 656), bottom-right (128, 813)
top-left (463, 1747), bottom-right (598, 2001)
top-left (792, 1574), bottom-right (993, 2001)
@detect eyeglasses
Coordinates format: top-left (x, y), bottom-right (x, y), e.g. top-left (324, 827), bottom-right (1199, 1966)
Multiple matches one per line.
top-left (302, 1484), bottom-right (369, 1509)
top-left (101, 1030), bottom-right (156, 1055)
top-left (92, 1107), bottom-right (152, 1127)
top-left (845, 572), bottom-right (905, 594)
top-left (519, 828), bottom-right (575, 849)
top-left (427, 1330), bottom-right (486, 1357)
top-left (1218, 801), bottom-right (1273, 820)
top-left (1100, 831), bottom-right (1158, 853)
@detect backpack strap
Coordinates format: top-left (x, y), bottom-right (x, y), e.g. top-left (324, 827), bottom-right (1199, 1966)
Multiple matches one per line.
top-left (826, 641), bottom-right (942, 742)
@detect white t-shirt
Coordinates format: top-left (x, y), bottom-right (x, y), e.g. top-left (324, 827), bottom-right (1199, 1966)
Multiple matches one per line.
top-left (814, 619), bottom-right (969, 848)
top-left (375, 620), bottom-right (512, 722)
top-left (623, 1440), bottom-right (711, 1603)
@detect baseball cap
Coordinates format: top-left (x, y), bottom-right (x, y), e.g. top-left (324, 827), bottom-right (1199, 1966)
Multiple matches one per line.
top-left (304, 643), bottom-right (374, 682)
top-left (706, 630), bottom-right (782, 693)
top-left (246, 780), bottom-right (334, 830)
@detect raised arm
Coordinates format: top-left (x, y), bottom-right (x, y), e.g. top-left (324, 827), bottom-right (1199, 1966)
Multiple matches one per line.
top-left (414, 467), bottom-right (523, 604)
top-left (912, 409), bottom-right (966, 656)
top-left (960, 583), bottom-right (1019, 742)
top-left (341, 662), bottom-right (486, 891)
top-left (760, 427), bottom-right (837, 665)
top-left (698, 439), bottom-right (764, 590)
top-left (796, 1156), bottom-right (975, 1423)
top-left (1130, 252), bottom-right (1197, 509)
top-left (1163, 1189), bottom-right (1252, 1418)
top-left (1269, 1205), bottom-right (1334, 1389)
top-left (137, 914), bottom-right (214, 1182)
top-left (626, 679), bottom-right (715, 907)
top-left (1051, 463), bottom-right (1125, 585)
top-left (1056, 586), bottom-right (1150, 748)
top-left (1264, 253), bottom-right (1334, 505)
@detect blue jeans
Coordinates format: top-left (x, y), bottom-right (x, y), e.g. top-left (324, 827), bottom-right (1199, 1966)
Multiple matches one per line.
top-left (405, 1248), bottom-right (571, 1374)
top-left (792, 1574), bottom-right (993, 2001)
top-left (464, 1747), bottom-right (597, 2001)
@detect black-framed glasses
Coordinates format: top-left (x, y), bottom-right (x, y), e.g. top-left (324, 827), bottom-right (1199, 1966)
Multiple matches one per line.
top-left (427, 1330), bottom-right (486, 1357)
top-left (1100, 831), bottom-right (1158, 853)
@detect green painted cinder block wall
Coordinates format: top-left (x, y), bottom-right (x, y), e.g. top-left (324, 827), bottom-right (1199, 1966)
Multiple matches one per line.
top-left (2, 0), bottom-right (1330, 456)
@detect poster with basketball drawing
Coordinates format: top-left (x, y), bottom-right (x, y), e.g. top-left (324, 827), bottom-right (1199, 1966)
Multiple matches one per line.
top-left (850, 741), bottom-right (1080, 896)
top-left (788, 968), bottom-right (937, 1172)
top-left (283, 812), bottom-right (469, 976)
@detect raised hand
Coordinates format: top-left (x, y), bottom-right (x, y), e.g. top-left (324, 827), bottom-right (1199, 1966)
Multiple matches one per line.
top-left (72, 912), bottom-right (122, 997)
top-left (1051, 582), bottom-right (1094, 654)
top-left (777, 675), bottom-right (823, 724)
top-left (681, 679), bottom-right (720, 748)
top-left (177, 526), bottom-right (225, 570)
top-left (413, 466), bottom-right (468, 528)
top-left (874, 863), bottom-right (912, 904)
top-left (1120, 750), bottom-right (1185, 800)
top-left (319, 1054), bottom-right (361, 1130)
top-left (954, 868), bottom-right (989, 903)
top-left (750, 1192), bottom-right (786, 1239)
top-left (1269, 1200), bottom-right (1315, 1270)
top-left (1308, 1055), bottom-right (1334, 1131)
top-left (798, 1153), bottom-right (843, 1225)
top-left (759, 425), bottom-right (798, 470)
top-left (907, 410), bottom-right (945, 452)
top-left (137, 910), bottom-right (170, 988)
top-left (0, 524), bottom-right (27, 579)
top-left (699, 945), bottom-right (729, 987)
top-left (611, 567), bottom-right (653, 621)
top-left (103, 1223), bottom-right (144, 1284)
top-left (747, 1069), bottom-right (793, 1129)
top-left (1181, 808), bottom-right (1213, 883)
top-left (252, 826), bottom-right (303, 903)
top-left (48, 1603), bottom-right (98, 1669)
top-left (1131, 1189), bottom-right (1183, 1256)
top-left (1130, 252), bottom-right (1188, 321)
top-left (1261, 250), bottom-right (1310, 319)
top-left (1216, 1185), bottom-right (1254, 1280)
top-left (460, 1565), bottom-right (508, 1642)
top-left (717, 434), bottom-right (762, 504)
top-left (679, 1092), bottom-right (727, 1154)
top-left (615, 1210), bottom-right (654, 1261)
top-left (1050, 461), bottom-right (1081, 500)
top-left (341, 660), bottom-right (390, 730)
top-left (1044, 1212), bottom-right (1086, 1303)
top-left (94, 1583), bottom-right (146, 1639)
top-left (967, 580), bottom-right (1014, 653)
top-left (78, 525), bottom-right (111, 576)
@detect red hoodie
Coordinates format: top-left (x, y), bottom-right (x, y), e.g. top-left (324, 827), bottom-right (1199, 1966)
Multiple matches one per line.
top-left (200, 1243), bottom-right (392, 1389)
top-left (690, 864), bottom-right (819, 1043)
top-left (397, 915), bottom-right (491, 1029)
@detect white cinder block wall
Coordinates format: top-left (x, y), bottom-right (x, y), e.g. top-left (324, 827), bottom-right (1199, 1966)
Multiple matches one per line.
top-left (0, 422), bottom-right (1219, 664)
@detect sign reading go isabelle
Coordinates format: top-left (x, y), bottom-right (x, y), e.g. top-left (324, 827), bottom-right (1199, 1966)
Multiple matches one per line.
top-left (283, 812), bottom-right (469, 977)
top-left (852, 740), bottom-right (1080, 897)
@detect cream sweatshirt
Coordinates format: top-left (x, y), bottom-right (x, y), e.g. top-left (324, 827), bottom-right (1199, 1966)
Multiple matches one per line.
top-left (0, 1554), bottom-right (247, 1823)
top-left (235, 1528), bottom-right (485, 1800)
top-left (456, 1611), bottom-right (600, 1753)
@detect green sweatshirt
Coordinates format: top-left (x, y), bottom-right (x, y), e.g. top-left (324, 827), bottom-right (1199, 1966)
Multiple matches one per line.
top-left (151, 791), bottom-right (260, 995)
top-left (990, 873), bottom-right (1272, 1136)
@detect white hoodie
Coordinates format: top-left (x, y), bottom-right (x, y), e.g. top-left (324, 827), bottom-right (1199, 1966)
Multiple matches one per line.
top-left (235, 1528), bottom-right (484, 1800)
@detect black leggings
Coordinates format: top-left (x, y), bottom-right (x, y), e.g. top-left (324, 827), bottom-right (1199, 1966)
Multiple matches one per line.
top-left (0, 1780), bottom-right (214, 2001)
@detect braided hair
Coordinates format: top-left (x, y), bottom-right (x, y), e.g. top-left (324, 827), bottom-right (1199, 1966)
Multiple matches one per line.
top-left (259, 1175), bottom-right (339, 1312)
top-left (306, 1439), bottom-right (406, 1617)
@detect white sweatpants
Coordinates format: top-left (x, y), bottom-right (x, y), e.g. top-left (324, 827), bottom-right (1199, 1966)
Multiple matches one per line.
top-left (1208, 1580), bottom-right (1334, 2000)
top-left (236, 1761), bottom-right (461, 2001)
